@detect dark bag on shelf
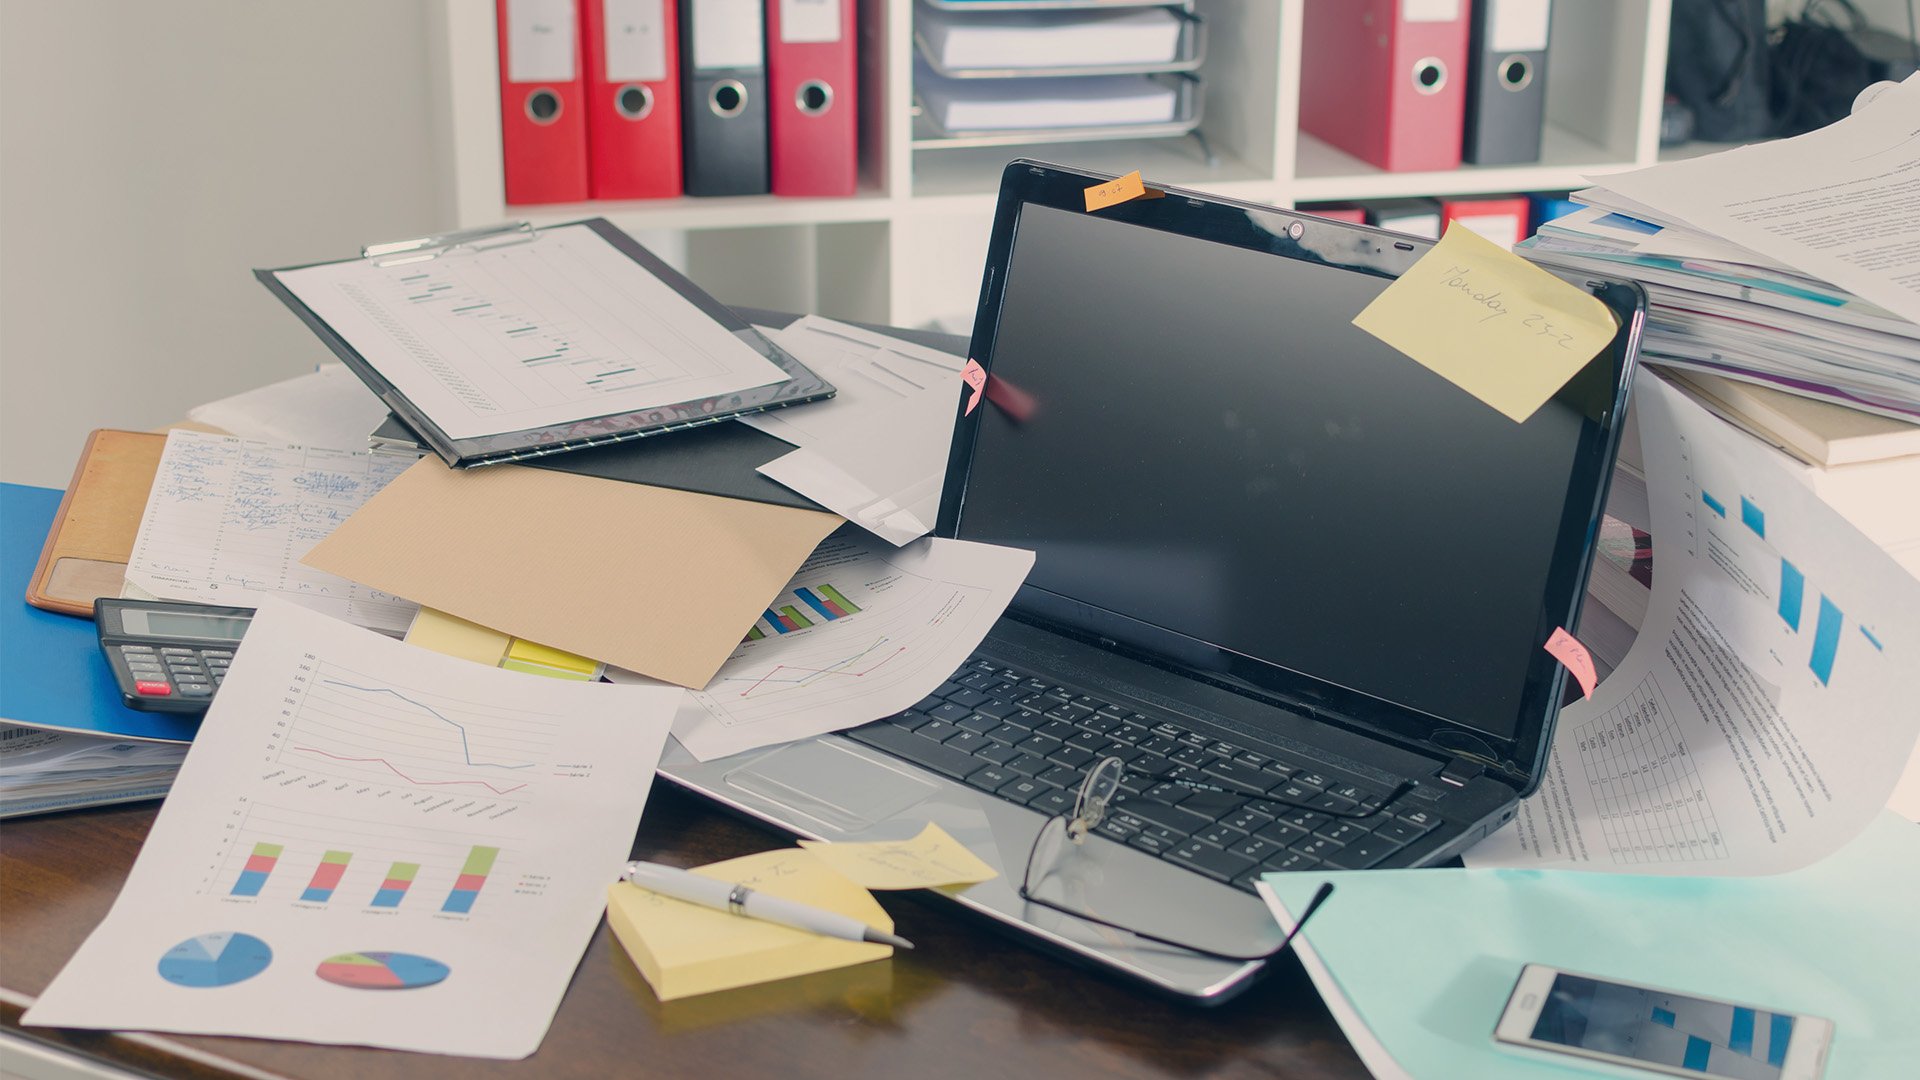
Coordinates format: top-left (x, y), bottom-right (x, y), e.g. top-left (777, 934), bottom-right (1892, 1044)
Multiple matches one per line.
top-left (1668, 0), bottom-right (1774, 140)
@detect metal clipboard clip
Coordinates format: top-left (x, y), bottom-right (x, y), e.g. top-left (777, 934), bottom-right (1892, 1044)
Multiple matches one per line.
top-left (361, 221), bottom-right (541, 267)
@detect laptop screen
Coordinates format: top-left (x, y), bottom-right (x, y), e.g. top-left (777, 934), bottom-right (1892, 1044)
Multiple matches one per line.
top-left (947, 187), bottom-right (1632, 749)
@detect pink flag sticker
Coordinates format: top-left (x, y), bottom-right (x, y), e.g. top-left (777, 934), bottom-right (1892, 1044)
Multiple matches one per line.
top-left (1544, 626), bottom-right (1598, 699)
top-left (962, 359), bottom-right (987, 415)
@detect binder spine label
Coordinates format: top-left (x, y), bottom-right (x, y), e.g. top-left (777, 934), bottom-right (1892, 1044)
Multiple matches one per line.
top-left (506, 0), bottom-right (579, 82)
top-left (604, 0), bottom-right (668, 82)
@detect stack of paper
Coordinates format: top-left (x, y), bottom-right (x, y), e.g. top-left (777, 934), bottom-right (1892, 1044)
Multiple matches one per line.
top-left (1519, 76), bottom-right (1920, 423)
top-left (917, 6), bottom-right (1184, 71)
top-left (915, 65), bottom-right (1178, 131)
top-left (0, 724), bottom-right (186, 818)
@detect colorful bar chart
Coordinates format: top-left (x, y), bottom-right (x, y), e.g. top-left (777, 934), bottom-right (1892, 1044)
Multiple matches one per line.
top-left (1778, 560), bottom-right (1805, 630)
top-left (1810, 595), bottom-right (1843, 685)
top-left (371, 862), bottom-right (420, 908)
top-left (796, 585), bottom-right (860, 621)
top-left (441, 845), bottom-right (499, 914)
top-left (299, 850), bottom-right (353, 903)
top-left (231, 842), bottom-right (282, 897)
top-left (759, 586), bottom-right (861, 638)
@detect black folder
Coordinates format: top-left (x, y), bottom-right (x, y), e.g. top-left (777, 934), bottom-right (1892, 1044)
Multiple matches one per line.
top-left (1463, 0), bottom-right (1552, 166)
top-left (680, 0), bottom-right (770, 196)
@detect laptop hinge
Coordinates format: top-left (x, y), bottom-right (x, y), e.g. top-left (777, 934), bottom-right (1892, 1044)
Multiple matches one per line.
top-left (1437, 756), bottom-right (1486, 789)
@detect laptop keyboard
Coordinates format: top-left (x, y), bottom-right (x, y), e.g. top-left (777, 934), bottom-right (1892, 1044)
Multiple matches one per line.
top-left (845, 656), bottom-right (1444, 893)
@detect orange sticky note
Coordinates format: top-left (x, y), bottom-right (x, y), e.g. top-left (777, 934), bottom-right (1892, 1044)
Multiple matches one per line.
top-left (1544, 627), bottom-right (1598, 699)
top-left (1084, 170), bottom-right (1147, 212)
top-left (962, 359), bottom-right (987, 415)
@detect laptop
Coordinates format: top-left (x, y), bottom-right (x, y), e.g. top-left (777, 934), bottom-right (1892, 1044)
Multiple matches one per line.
top-left (660, 161), bottom-right (1647, 1003)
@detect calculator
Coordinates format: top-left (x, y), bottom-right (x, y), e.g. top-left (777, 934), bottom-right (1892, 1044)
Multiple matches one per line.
top-left (95, 598), bottom-right (255, 712)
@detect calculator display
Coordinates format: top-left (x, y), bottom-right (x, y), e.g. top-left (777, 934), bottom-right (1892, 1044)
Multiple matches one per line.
top-left (124, 610), bottom-right (252, 641)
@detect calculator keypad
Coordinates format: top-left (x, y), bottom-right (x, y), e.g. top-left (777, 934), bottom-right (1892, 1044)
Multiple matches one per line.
top-left (120, 644), bottom-right (229, 701)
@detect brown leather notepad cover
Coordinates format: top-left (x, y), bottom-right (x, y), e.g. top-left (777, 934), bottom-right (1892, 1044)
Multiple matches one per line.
top-left (27, 429), bottom-right (167, 617)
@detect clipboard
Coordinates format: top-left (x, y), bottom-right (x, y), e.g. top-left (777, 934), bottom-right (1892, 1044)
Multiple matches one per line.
top-left (26, 429), bottom-right (168, 617)
top-left (254, 218), bottom-right (836, 469)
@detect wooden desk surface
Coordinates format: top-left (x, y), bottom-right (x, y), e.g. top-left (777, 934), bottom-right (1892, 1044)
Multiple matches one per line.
top-left (2, 784), bottom-right (1368, 1080)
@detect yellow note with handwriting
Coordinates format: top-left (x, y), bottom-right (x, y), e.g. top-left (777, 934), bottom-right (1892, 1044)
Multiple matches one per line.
top-left (1351, 224), bottom-right (1618, 423)
top-left (605, 849), bottom-right (892, 1001)
top-left (798, 823), bottom-right (998, 890)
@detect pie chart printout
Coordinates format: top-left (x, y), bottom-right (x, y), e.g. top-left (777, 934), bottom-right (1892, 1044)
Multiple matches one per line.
top-left (156, 932), bottom-right (274, 988)
top-left (315, 951), bottom-right (451, 990)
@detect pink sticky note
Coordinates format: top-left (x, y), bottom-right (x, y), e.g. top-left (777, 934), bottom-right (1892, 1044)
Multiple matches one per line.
top-left (1544, 627), bottom-right (1598, 699)
top-left (962, 359), bottom-right (987, 415)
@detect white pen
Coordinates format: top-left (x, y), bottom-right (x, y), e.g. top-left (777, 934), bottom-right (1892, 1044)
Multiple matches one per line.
top-left (621, 860), bottom-right (914, 950)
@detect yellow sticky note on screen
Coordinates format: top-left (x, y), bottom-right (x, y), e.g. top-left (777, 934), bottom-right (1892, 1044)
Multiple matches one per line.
top-left (1084, 170), bottom-right (1147, 211)
top-left (1352, 225), bottom-right (1618, 423)
top-left (798, 823), bottom-right (997, 890)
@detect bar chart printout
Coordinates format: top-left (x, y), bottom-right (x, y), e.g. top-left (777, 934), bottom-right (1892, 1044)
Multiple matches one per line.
top-left (372, 863), bottom-right (420, 908)
top-left (19, 600), bottom-right (681, 1058)
top-left (300, 851), bottom-right (352, 903)
top-left (443, 846), bottom-right (499, 914)
top-left (231, 844), bottom-right (281, 897)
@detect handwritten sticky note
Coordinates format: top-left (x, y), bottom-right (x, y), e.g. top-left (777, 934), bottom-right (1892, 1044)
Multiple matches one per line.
top-left (1544, 626), bottom-right (1599, 699)
top-left (798, 823), bottom-right (998, 890)
top-left (605, 849), bottom-right (893, 1001)
top-left (1084, 170), bottom-right (1147, 211)
top-left (1351, 224), bottom-right (1618, 423)
top-left (961, 359), bottom-right (987, 415)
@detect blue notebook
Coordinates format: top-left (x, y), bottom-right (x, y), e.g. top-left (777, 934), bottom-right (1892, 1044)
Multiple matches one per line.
top-left (2, 482), bottom-right (200, 743)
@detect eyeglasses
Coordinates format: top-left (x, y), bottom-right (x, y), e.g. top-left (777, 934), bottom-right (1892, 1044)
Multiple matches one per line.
top-left (1016, 755), bottom-right (1343, 962)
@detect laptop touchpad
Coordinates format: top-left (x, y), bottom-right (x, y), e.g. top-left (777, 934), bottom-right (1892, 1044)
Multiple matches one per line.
top-left (724, 741), bottom-right (937, 833)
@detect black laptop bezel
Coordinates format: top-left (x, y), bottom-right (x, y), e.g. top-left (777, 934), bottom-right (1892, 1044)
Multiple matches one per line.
top-left (936, 160), bottom-right (1645, 794)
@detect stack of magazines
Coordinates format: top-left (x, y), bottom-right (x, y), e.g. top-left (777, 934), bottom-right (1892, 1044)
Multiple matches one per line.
top-left (1519, 200), bottom-right (1920, 424)
top-left (0, 724), bottom-right (187, 819)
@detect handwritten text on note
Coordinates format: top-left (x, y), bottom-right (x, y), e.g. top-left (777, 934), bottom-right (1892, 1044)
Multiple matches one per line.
top-left (1351, 224), bottom-right (1618, 423)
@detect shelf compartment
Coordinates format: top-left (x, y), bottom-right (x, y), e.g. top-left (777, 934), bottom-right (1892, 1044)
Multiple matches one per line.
top-left (1289, 124), bottom-right (1640, 202)
top-left (914, 9), bottom-right (1204, 79)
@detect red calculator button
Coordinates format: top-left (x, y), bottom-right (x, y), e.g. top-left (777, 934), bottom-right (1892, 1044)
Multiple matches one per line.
top-left (135, 680), bottom-right (172, 696)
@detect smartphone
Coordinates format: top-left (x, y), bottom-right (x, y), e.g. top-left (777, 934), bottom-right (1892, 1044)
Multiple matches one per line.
top-left (1494, 964), bottom-right (1833, 1079)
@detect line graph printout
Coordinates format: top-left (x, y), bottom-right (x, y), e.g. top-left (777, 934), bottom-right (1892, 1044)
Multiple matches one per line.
top-left (1467, 373), bottom-right (1920, 875)
top-left (273, 223), bottom-right (788, 440)
top-left (124, 430), bottom-right (416, 634)
top-left (23, 600), bottom-right (681, 1059)
top-left (663, 535), bottom-right (1034, 761)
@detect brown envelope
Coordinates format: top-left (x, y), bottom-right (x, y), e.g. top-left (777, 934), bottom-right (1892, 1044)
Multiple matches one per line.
top-left (303, 458), bottom-right (842, 688)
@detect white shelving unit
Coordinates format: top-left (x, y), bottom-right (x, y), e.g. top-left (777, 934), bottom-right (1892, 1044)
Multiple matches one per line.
top-left (431, 0), bottom-right (1676, 332)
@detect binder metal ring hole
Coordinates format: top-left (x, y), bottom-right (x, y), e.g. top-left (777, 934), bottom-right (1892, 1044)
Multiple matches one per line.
top-left (796, 80), bottom-right (832, 116)
top-left (1412, 57), bottom-right (1447, 95)
top-left (1499, 56), bottom-right (1533, 92)
top-left (616, 83), bottom-right (654, 120)
top-left (710, 80), bottom-right (747, 118)
top-left (525, 88), bottom-right (562, 124)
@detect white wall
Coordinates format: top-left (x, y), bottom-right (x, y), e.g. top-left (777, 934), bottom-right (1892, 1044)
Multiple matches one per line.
top-left (0, 0), bottom-right (452, 487)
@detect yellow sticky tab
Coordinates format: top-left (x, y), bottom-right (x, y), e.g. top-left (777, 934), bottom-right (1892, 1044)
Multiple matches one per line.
top-left (798, 823), bottom-right (998, 890)
top-left (1084, 170), bottom-right (1147, 212)
top-left (604, 849), bottom-right (892, 1001)
top-left (1351, 225), bottom-right (1619, 423)
top-left (504, 637), bottom-right (602, 678)
top-left (405, 607), bottom-right (510, 667)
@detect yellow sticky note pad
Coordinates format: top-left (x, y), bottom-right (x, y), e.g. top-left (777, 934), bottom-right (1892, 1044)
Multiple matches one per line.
top-left (1084, 170), bottom-right (1147, 211)
top-left (604, 849), bottom-right (892, 1001)
top-left (405, 607), bottom-right (511, 667)
top-left (1352, 225), bottom-right (1619, 423)
top-left (798, 823), bottom-right (998, 890)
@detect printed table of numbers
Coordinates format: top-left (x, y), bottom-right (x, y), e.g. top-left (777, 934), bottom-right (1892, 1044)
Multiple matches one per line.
top-left (1573, 676), bottom-right (1729, 865)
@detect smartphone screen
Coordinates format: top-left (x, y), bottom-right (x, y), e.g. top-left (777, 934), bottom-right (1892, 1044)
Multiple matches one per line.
top-left (1527, 972), bottom-right (1803, 1078)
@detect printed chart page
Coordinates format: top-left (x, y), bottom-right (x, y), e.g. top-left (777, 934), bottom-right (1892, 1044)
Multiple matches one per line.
top-left (274, 223), bottom-right (788, 440)
top-left (23, 601), bottom-right (682, 1058)
top-left (1467, 372), bottom-right (1920, 874)
top-left (660, 534), bottom-right (1034, 761)
top-left (123, 431), bottom-right (417, 634)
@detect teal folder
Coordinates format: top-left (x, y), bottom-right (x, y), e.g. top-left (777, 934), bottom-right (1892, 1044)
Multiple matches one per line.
top-left (1263, 812), bottom-right (1918, 1077)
